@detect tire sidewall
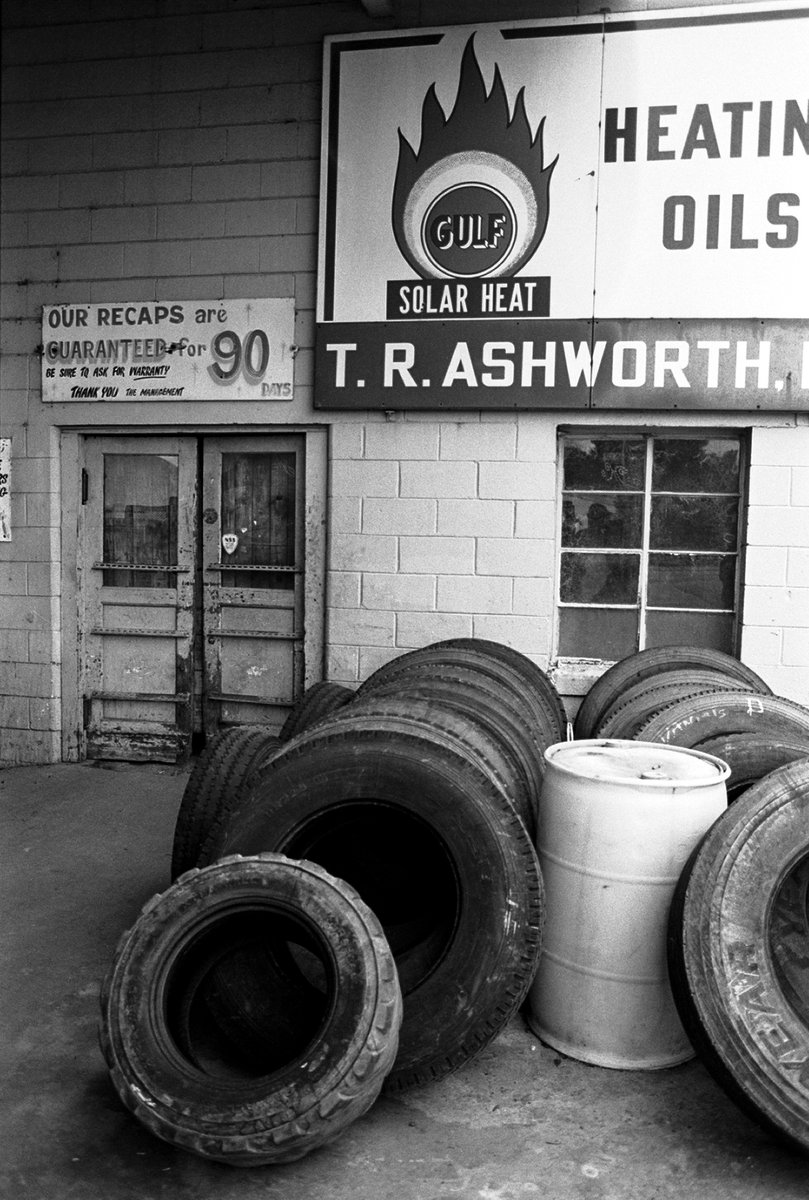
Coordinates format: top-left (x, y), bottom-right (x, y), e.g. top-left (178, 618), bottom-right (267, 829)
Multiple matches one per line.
top-left (101, 856), bottom-right (399, 1156)
top-left (672, 766), bottom-right (809, 1153)
top-left (220, 732), bottom-right (544, 1087)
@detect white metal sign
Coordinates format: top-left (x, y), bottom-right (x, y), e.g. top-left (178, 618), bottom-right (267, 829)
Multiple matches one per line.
top-left (315, 3), bottom-right (808, 410)
top-left (41, 299), bottom-right (295, 403)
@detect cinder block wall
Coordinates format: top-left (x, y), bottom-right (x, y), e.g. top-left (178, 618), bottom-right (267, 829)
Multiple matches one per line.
top-left (326, 412), bottom-right (556, 683)
top-left (1, 0), bottom-right (361, 762)
top-left (741, 427), bottom-right (809, 701)
top-left (1, 0), bottom-right (806, 764)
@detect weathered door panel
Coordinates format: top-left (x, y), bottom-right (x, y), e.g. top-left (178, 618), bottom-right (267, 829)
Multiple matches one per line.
top-left (201, 436), bottom-right (304, 736)
top-left (81, 436), bottom-right (197, 762)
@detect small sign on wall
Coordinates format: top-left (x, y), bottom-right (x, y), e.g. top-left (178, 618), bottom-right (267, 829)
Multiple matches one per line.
top-left (41, 299), bottom-right (295, 403)
top-left (0, 438), bottom-right (10, 541)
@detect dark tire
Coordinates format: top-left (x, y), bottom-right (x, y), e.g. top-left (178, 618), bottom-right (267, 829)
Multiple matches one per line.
top-left (339, 692), bottom-right (536, 836)
top-left (667, 759), bottom-right (809, 1155)
top-left (197, 697), bottom-right (534, 865)
top-left (635, 692), bottom-right (809, 749)
top-left (438, 638), bottom-right (568, 743)
top-left (574, 647), bottom-right (772, 740)
top-left (693, 734), bottom-right (809, 801)
top-left (594, 670), bottom-right (752, 740)
top-left (215, 724), bottom-right (544, 1092)
top-left (170, 727), bottom-right (282, 880)
top-left (356, 671), bottom-right (544, 834)
top-left (279, 681), bottom-right (355, 741)
top-left (359, 642), bottom-right (565, 753)
top-left (99, 853), bottom-right (402, 1166)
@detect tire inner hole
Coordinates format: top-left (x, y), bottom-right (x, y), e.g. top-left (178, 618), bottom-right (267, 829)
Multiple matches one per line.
top-left (282, 801), bottom-right (460, 993)
top-left (769, 851), bottom-right (809, 1026)
top-left (164, 909), bottom-right (333, 1079)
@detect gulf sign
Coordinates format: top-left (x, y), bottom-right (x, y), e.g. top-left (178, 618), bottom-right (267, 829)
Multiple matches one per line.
top-left (315, 4), bottom-right (808, 410)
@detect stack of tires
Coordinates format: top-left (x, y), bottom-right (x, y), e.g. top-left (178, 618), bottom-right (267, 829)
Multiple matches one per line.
top-left (575, 646), bottom-right (809, 1155)
top-left (99, 639), bottom-right (566, 1165)
top-left (574, 645), bottom-right (809, 800)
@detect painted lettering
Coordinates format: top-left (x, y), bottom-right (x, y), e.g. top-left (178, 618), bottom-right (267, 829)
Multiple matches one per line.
top-left (325, 342), bottom-right (357, 388)
top-left (604, 101), bottom-right (809, 162)
top-left (663, 193), bottom-right (801, 250)
top-left (384, 343), bottom-right (417, 387)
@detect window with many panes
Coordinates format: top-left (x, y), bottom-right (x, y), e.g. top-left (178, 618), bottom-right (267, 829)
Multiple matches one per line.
top-left (557, 432), bottom-right (746, 661)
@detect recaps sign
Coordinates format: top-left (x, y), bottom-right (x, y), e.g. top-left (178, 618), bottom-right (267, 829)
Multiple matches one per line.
top-left (41, 299), bottom-right (295, 404)
top-left (315, 5), bottom-right (808, 410)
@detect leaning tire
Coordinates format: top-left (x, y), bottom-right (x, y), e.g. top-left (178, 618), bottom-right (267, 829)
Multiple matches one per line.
top-left (574, 647), bottom-right (771, 740)
top-left (693, 734), bottom-right (809, 801)
top-left (359, 642), bottom-right (565, 752)
top-left (594, 670), bottom-right (752, 740)
top-left (356, 671), bottom-right (544, 834)
top-left (216, 724), bottom-right (544, 1092)
top-left (99, 853), bottom-right (402, 1166)
top-left (635, 691), bottom-right (809, 749)
top-left (667, 759), bottom-right (809, 1155)
top-left (279, 681), bottom-right (355, 741)
top-left (438, 638), bottom-right (568, 742)
top-left (330, 694), bottom-right (537, 836)
top-left (170, 726), bottom-right (282, 880)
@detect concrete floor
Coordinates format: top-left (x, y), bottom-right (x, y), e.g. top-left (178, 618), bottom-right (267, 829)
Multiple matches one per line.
top-left (1, 760), bottom-right (807, 1200)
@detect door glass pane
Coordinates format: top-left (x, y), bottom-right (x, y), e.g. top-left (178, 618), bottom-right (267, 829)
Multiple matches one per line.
top-left (562, 494), bottom-right (643, 548)
top-left (103, 454), bottom-right (178, 587)
top-left (652, 438), bottom-right (740, 492)
top-left (560, 552), bottom-right (639, 604)
top-left (220, 452), bottom-right (296, 590)
top-left (651, 496), bottom-right (739, 552)
top-left (563, 437), bottom-right (645, 490)
top-left (648, 553), bottom-right (736, 609)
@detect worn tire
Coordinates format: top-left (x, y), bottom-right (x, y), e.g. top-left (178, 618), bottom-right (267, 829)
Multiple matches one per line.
top-left (594, 669), bottom-right (752, 740)
top-left (215, 724), bottom-right (545, 1092)
top-left (438, 638), bottom-right (568, 743)
top-left (574, 647), bottom-right (771, 740)
top-left (694, 734), bottom-right (809, 801)
top-left (667, 759), bottom-right (809, 1155)
top-left (636, 692), bottom-right (809, 749)
top-left (355, 671), bottom-right (544, 834)
top-left (170, 727), bottom-right (282, 880)
top-left (279, 681), bottom-right (355, 741)
top-left (335, 693), bottom-right (536, 836)
top-left (359, 642), bottom-right (565, 753)
top-left (99, 853), bottom-right (402, 1166)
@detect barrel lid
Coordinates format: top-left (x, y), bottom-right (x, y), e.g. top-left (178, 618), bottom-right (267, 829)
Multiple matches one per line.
top-left (545, 738), bottom-right (730, 784)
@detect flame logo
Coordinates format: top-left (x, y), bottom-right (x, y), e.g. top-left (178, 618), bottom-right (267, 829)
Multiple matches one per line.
top-left (392, 37), bottom-right (557, 280)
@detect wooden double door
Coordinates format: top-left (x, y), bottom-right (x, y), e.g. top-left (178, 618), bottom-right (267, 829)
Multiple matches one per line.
top-left (78, 434), bottom-right (305, 761)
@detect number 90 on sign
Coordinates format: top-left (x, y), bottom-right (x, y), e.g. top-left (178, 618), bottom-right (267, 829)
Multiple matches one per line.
top-left (208, 329), bottom-right (271, 385)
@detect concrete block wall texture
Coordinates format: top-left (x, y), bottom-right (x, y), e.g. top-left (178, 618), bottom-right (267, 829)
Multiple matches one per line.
top-left (1, 0), bottom-right (806, 763)
top-left (740, 427), bottom-right (809, 702)
top-left (325, 412), bottom-right (557, 684)
top-left (2, 0), bottom-right (346, 762)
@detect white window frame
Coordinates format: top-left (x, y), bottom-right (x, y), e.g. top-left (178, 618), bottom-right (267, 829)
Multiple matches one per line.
top-left (553, 428), bottom-right (748, 673)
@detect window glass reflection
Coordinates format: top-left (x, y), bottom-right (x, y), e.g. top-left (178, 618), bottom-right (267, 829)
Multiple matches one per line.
top-left (563, 494), bottom-right (643, 548)
top-left (220, 452), bottom-right (296, 590)
top-left (103, 454), bottom-right (178, 588)
top-left (560, 552), bottom-right (639, 605)
top-left (651, 496), bottom-right (739, 552)
top-left (563, 438), bottom-right (645, 491)
top-left (652, 439), bottom-right (740, 493)
top-left (648, 553), bottom-right (736, 610)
